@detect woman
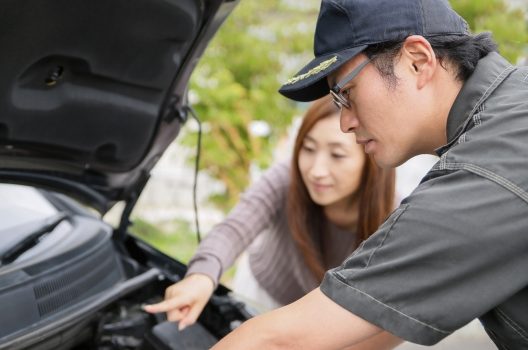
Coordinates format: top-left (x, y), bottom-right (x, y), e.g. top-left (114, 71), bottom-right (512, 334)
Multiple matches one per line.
top-left (145, 95), bottom-right (395, 332)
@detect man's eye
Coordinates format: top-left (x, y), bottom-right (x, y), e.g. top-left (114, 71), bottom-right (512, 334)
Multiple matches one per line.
top-left (341, 89), bottom-right (350, 97)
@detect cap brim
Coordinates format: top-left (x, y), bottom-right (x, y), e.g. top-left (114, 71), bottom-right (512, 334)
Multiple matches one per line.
top-left (279, 45), bottom-right (367, 102)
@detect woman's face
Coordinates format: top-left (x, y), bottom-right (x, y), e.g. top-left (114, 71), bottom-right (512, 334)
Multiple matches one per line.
top-left (298, 114), bottom-right (366, 208)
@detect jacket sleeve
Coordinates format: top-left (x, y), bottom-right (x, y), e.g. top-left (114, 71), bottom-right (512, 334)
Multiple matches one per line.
top-left (185, 161), bottom-right (290, 286)
top-left (320, 168), bottom-right (528, 345)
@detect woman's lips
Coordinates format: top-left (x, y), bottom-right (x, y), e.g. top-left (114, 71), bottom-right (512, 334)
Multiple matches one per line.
top-left (311, 182), bottom-right (332, 192)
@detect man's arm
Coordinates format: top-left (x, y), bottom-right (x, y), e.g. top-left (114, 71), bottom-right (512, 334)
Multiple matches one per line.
top-left (344, 331), bottom-right (402, 350)
top-left (212, 288), bottom-right (396, 350)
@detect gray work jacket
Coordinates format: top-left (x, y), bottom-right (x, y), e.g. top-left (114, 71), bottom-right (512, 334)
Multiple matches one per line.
top-left (321, 52), bottom-right (528, 349)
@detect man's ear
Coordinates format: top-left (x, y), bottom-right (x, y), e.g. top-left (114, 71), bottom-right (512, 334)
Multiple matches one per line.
top-left (401, 35), bottom-right (437, 89)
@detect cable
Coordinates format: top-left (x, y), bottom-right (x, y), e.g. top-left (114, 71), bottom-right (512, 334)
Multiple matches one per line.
top-left (186, 106), bottom-right (202, 243)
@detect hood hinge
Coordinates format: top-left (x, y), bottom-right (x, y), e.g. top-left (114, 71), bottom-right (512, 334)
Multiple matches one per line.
top-left (114, 171), bottom-right (151, 242)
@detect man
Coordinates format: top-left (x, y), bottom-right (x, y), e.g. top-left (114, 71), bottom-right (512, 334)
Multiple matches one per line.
top-left (211, 0), bottom-right (528, 348)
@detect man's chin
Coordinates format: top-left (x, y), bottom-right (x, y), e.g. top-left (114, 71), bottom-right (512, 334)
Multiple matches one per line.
top-left (372, 154), bottom-right (407, 169)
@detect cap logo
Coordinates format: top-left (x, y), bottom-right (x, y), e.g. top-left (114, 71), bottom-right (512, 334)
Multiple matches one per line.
top-left (284, 56), bottom-right (338, 86)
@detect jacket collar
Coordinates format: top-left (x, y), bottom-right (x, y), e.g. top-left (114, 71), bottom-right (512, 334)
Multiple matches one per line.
top-left (436, 52), bottom-right (514, 156)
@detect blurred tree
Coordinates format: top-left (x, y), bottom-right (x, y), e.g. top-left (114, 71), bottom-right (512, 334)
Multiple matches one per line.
top-left (451, 0), bottom-right (528, 63)
top-left (185, 0), bottom-right (319, 211)
top-left (185, 0), bottom-right (527, 213)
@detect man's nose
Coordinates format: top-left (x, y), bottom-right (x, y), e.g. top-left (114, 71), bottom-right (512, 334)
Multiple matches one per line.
top-left (340, 109), bottom-right (358, 133)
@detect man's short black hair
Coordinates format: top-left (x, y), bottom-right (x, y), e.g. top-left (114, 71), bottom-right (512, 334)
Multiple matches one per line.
top-left (364, 32), bottom-right (498, 87)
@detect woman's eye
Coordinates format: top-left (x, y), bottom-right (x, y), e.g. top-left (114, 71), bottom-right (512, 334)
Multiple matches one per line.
top-left (332, 153), bottom-right (346, 159)
top-left (301, 145), bottom-right (315, 153)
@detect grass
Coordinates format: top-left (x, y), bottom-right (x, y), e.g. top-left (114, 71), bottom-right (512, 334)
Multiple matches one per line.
top-left (129, 217), bottom-right (237, 286)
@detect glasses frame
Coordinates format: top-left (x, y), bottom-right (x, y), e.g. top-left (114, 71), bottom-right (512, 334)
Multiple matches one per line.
top-left (330, 58), bottom-right (372, 110)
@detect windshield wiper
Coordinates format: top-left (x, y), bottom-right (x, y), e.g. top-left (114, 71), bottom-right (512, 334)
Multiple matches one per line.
top-left (0, 212), bottom-right (68, 265)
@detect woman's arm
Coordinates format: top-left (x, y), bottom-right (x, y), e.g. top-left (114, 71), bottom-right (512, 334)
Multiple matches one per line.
top-left (184, 162), bottom-right (290, 284)
top-left (145, 162), bottom-right (291, 328)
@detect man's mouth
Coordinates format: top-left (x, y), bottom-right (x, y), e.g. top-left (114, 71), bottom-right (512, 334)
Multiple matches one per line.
top-left (356, 138), bottom-right (376, 153)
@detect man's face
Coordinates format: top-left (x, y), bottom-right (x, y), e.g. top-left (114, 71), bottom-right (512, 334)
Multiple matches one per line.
top-left (328, 53), bottom-right (430, 168)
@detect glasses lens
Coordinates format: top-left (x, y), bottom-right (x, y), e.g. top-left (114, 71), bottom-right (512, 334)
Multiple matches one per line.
top-left (329, 58), bottom-right (371, 110)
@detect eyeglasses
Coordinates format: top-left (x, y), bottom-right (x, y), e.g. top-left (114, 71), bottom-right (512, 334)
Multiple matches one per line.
top-left (330, 58), bottom-right (371, 110)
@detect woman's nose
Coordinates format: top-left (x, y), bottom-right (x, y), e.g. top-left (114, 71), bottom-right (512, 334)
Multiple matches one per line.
top-left (310, 154), bottom-right (330, 178)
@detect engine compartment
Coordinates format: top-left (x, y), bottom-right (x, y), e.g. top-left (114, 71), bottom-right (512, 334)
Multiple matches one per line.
top-left (0, 206), bottom-right (250, 350)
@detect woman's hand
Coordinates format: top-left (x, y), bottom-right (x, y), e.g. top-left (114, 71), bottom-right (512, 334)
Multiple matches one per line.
top-left (143, 273), bottom-right (215, 330)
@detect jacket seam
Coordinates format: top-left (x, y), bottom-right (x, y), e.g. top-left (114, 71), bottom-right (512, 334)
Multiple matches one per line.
top-left (456, 105), bottom-right (484, 145)
top-left (522, 70), bottom-right (528, 82)
top-left (453, 66), bottom-right (515, 146)
top-left (472, 66), bottom-right (515, 115)
top-left (441, 163), bottom-right (528, 204)
top-left (331, 274), bottom-right (451, 335)
top-left (473, 104), bottom-right (484, 126)
top-left (365, 204), bottom-right (409, 268)
top-left (496, 308), bottom-right (528, 342)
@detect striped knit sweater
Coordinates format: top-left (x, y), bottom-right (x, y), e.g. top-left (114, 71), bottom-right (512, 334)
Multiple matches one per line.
top-left (185, 161), bottom-right (358, 306)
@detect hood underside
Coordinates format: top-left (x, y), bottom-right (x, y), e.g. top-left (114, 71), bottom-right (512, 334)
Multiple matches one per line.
top-left (0, 0), bottom-right (238, 213)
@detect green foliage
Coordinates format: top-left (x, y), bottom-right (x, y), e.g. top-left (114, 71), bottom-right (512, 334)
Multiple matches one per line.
top-left (185, 0), bottom-right (319, 212)
top-left (129, 217), bottom-right (237, 285)
top-left (186, 0), bottom-right (527, 213)
top-left (451, 0), bottom-right (528, 63)
top-left (129, 217), bottom-right (198, 264)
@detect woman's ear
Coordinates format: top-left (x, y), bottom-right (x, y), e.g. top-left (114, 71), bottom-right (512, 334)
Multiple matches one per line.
top-left (401, 35), bottom-right (437, 89)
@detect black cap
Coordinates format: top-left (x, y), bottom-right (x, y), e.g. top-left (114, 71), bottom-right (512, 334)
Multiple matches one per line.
top-left (279, 0), bottom-right (469, 102)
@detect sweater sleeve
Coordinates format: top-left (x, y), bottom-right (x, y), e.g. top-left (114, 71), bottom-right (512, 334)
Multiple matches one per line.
top-left (185, 161), bottom-right (290, 286)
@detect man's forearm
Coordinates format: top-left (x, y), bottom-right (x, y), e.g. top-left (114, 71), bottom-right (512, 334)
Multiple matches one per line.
top-left (211, 310), bottom-right (300, 350)
top-left (212, 288), bottom-right (384, 349)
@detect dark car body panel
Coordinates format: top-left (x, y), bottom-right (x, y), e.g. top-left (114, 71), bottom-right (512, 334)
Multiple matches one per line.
top-left (0, 189), bottom-right (251, 349)
top-left (0, 0), bottom-right (252, 348)
top-left (0, 0), bottom-right (238, 213)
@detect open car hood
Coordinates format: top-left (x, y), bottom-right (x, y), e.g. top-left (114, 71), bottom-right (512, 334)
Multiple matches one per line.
top-left (0, 0), bottom-right (238, 214)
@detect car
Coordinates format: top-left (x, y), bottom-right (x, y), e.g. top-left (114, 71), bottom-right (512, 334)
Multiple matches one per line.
top-left (0, 0), bottom-right (253, 349)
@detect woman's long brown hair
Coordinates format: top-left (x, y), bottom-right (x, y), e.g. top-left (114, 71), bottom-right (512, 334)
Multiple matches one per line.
top-left (287, 95), bottom-right (395, 282)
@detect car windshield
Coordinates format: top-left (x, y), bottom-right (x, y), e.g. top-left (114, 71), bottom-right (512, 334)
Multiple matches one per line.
top-left (0, 184), bottom-right (70, 265)
top-left (0, 184), bottom-right (59, 231)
